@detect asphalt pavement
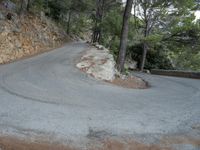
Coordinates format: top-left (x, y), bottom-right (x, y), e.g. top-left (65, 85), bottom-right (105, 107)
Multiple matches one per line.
top-left (0, 42), bottom-right (199, 149)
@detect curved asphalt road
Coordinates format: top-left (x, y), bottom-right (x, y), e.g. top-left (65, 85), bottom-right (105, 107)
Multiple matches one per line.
top-left (0, 42), bottom-right (200, 147)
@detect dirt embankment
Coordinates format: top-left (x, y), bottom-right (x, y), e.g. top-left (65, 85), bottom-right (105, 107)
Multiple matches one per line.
top-left (108, 76), bottom-right (148, 89)
top-left (0, 135), bottom-right (199, 150)
top-left (0, 10), bottom-right (69, 64)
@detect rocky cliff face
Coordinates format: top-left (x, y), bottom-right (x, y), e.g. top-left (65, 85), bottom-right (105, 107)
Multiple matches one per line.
top-left (0, 9), bottom-right (68, 64)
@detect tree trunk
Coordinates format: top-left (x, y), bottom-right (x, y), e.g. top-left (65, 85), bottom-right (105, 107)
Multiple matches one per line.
top-left (92, 21), bottom-right (100, 43)
top-left (92, 0), bottom-right (104, 43)
top-left (67, 10), bottom-right (72, 34)
top-left (140, 42), bottom-right (148, 71)
top-left (139, 0), bottom-right (150, 71)
top-left (19, 0), bottom-right (24, 15)
top-left (26, 0), bottom-right (32, 12)
top-left (19, 0), bottom-right (31, 15)
top-left (117, 0), bottom-right (133, 72)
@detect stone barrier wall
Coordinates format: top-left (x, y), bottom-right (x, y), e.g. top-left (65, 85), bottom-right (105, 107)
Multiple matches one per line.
top-left (151, 69), bottom-right (200, 79)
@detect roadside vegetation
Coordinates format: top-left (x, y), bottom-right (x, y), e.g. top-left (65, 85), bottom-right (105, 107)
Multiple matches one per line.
top-left (1, 0), bottom-right (200, 72)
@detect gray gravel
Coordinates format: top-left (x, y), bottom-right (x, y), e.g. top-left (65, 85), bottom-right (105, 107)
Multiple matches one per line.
top-left (0, 42), bottom-right (199, 148)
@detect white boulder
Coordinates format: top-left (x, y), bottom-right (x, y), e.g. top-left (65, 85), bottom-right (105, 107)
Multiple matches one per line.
top-left (77, 46), bottom-right (116, 81)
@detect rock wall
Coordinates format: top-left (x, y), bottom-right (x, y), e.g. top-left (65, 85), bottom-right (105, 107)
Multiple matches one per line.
top-left (0, 11), bottom-right (68, 64)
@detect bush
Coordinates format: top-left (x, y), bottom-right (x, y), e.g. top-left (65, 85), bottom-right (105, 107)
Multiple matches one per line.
top-left (128, 44), bottom-right (174, 70)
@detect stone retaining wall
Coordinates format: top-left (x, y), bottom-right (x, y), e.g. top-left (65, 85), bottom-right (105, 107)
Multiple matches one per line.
top-left (151, 69), bottom-right (200, 79)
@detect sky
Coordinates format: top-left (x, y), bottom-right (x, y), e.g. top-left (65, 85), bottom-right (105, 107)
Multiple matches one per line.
top-left (195, 11), bottom-right (200, 20)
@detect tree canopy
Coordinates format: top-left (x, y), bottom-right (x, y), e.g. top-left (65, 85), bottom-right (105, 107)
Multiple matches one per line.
top-left (5, 0), bottom-right (200, 72)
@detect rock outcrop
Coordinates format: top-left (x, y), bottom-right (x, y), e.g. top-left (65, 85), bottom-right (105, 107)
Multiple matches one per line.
top-left (77, 45), bottom-right (116, 81)
top-left (77, 44), bottom-right (148, 89)
top-left (0, 10), bottom-right (68, 64)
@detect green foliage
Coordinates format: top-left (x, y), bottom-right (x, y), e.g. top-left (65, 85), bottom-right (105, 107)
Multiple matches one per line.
top-left (8, 0), bottom-right (200, 71)
top-left (129, 0), bottom-right (200, 71)
top-left (145, 51), bottom-right (174, 70)
top-left (89, 0), bottom-right (200, 71)
top-left (70, 14), bottom-right (92, 36)
top-left (145, 34), bottom-right (163, 44)
top-left (161, 13), bottom-right (200, 71)
top-left (47, 0), bottom-right (69, 20)
top-left (100, 7), bottom-right (123, 58)
top-left (128, 44), bottom-right (174, 70)
top-left (32, 0), bottom-right (48, 12)
top-left (31, 0), bottom-right (94, 35)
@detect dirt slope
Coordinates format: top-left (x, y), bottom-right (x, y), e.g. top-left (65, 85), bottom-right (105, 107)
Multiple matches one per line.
top-left (0, 11), bottom-right (68, 64)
